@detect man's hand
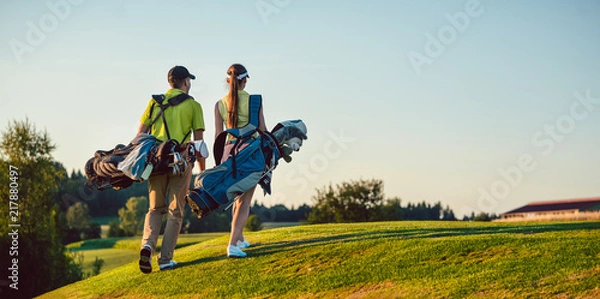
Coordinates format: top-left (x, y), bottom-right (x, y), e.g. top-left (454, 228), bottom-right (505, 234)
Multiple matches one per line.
top-left (193, 129), bottom-right (207, 172)
top-left (196, 157), bottom-right (206, 172)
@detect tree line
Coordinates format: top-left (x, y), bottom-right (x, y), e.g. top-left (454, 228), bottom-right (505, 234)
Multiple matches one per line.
top-left (306, 179), bottom-right (458, 223)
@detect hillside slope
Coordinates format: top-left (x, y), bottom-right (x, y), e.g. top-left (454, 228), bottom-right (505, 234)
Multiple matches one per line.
top-left (39, 221), bottom-right (600, 299)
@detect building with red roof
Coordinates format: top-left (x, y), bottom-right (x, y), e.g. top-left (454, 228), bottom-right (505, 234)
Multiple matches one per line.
top-left (499, 197), bottom-right (600, 221)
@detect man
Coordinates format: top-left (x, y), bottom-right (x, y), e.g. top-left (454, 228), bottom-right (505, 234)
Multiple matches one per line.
top-left (137, 65), bottom-right (206, 273)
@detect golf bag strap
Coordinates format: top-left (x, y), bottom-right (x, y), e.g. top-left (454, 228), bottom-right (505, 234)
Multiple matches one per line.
top-left (230, 138), bottom-right (242, 179)
top-left (160, 106), bottom-right (172, 140)
top-left (213, 94), bottom-right (262, 165)
top-left (213, 131), bottom-right (227, 166)
top-left (148, 94), bottom-right (165, 129)
top-left (223, 94), bottom-right (262, 139)
top-left (181, 130), bottom-right (192, 144)
top-left (148, 93), bottom-right (193, 144)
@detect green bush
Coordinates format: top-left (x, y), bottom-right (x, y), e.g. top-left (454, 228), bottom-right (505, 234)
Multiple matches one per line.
top-left (245, 214), bottom-right (263, 232)
top-left (91, 257), bottom-right (105, 276)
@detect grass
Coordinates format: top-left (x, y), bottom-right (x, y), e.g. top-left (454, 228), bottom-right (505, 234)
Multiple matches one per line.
top-left (262, 221), bottom-right (302, 229)
top-left (66, 233), bottom-right (226, 275)
top-left (40, 221), bottom-right (600, 299)
top-left (75, 248), bottom-right (140, 274)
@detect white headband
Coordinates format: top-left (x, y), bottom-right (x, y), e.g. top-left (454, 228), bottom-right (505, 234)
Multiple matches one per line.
top-left (228, 72), bottom-right (249, 80)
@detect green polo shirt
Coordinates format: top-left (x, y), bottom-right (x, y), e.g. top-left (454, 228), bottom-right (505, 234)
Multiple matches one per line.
top-left (140, 89), bottom-right (205, 143)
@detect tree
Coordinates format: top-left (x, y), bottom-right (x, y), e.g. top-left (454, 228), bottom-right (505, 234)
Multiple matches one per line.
top-left (308, 179), bottom-right (384, 223)
top-left (442, 205), bottom-right (457, 221)
top-left (118, 196), bottom-right (149, 236)
top-left (295, 204), bottom-right (312, 222)
top-left (473, 212), bottom-right (499, 222)
top-left (66, 202), bottom-right (91, 232)
top-left (402, 201), bottom-right (443, 220)
top-left (307, 184), bottom-right (341, 223)
top-left (0, 119), bottom-right (83, 297)
top-left (64, 201), bottom-right (101, 240)
top-left (380, 197), bottom-right (403, 221)
top-left (473, 212), bottom-right (491, 222)
top-left (463, 212), bottom-right (476, 221)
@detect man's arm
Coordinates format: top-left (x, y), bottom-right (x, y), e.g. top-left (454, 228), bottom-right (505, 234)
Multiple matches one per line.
top-left (137, 123), bottom-right (150, 134)
top-left (193, 129), bottom-right (206, 171)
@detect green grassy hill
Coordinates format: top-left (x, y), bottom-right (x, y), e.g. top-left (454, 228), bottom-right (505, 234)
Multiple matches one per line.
top-left (39, 221), bottom-right (600, 299)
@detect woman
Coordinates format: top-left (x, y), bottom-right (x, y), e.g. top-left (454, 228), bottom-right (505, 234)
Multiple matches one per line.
top-left (215, 63), bottom-right (266, 258)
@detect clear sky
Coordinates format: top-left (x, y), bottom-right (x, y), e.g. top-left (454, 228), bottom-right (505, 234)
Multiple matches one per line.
top-left (1, 0), bottom-right (599, 217)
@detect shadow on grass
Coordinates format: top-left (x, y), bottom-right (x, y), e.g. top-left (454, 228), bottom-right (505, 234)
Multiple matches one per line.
top-left (246, 221), bottom-right (600, 258)
top-left (174, 241), bottom-right (204, 250)
top-left (177, 254), bottom-right (228, 268)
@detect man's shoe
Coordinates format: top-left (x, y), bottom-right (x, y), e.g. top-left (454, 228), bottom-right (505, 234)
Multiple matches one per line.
top-left (139, 245), bottom-right (152, 274)
top-left (159, 260), bottom-right (178, 271)
top-left (227, 245), bottom-right (247, 258)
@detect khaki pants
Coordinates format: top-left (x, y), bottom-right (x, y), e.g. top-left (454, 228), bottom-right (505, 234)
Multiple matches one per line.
top-left (141, 165), bottom-right (192, 265)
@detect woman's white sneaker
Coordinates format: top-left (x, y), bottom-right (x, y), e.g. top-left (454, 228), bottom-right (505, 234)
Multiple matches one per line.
top-left (227, 245), bottom-right (247, 258)
top-left (242, 237), bottom-right (251, 248)
top-left (236, 239), bottom-right (251, 249)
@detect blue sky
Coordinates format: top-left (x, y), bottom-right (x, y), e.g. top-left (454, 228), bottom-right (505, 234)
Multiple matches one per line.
top-left (1, 0), bottom-right (599, 217)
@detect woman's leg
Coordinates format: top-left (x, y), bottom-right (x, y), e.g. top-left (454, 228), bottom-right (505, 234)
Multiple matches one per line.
top-left (231, 198), bottom-right (238, 227)
top-left (230, 197), bottom-right (249, 245)
top-left (229, 185), bottom-right (256, 246)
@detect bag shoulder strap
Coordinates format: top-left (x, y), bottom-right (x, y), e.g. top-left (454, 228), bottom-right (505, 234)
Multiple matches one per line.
top-left (224, 94), bottom-right (262, 139)
top-left (213, 94), bottom-right (262, 165)
top-left (167, 93), bottom-right (193, 107)
top-left (147, 93), bottom-right (194, 143)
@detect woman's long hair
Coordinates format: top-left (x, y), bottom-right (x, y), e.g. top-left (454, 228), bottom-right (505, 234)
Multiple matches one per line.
top-left (226, 64), bottom-right (248, 128)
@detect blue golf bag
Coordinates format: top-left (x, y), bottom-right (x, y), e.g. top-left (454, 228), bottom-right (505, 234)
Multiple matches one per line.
top-left (186, 95), bottom-right (285, 218)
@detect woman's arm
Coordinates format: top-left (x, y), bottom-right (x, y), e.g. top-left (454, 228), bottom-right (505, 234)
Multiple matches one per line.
top-left (258, 106), bottom-right (266, 132)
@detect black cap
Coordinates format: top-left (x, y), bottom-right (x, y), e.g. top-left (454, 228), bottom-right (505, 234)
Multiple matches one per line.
top-left (168, 66), bottom-right (196, 80)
